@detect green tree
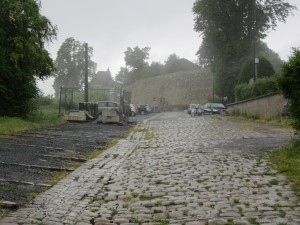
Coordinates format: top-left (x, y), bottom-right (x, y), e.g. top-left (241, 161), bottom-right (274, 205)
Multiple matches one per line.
top-left (121, 46), bottom-right (150, 84)
top-left (0, 0), bottom-right (57, 117)
top-left (164, 54), bottom-right (199, 74)
top-left (52, 37), bottom-right (97, 96)
top-left (278, 48), bottom-right (300, 133)
top-left (124, 46), bottom-right (150, 70)
top-left (238, 56), bottom-right (275, 84)
top-left (256, 42), bottom-right (283, 73)
top-left (116, 49), bottom-right (200, 85)
top-left (147, 62), bottom-right (165, 77)
top-left (193, 0), bottom-right (296, 102)
top-left (115, 67), bottom-right (129, 84)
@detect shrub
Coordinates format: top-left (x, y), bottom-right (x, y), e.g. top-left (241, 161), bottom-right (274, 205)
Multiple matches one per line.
top-left (234, 76), bottom-right (279, 101)
top-left (32, 95), bottom-right (54, 106)
top-left (278, 48), bottom-right (300, 133)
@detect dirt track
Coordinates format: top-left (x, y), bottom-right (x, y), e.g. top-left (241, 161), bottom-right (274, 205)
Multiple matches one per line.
top-left (0, 121), bottom-right (132, 209)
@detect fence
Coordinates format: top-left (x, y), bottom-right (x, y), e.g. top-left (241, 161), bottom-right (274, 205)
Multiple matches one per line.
top-left (58, 87), bottom-right (131, 115)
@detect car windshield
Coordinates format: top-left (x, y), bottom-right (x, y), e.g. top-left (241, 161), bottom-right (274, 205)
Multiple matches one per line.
top-left (107, 102), bottom-right (118, 107)
top-left (211, 103), bottom-right (225, 108)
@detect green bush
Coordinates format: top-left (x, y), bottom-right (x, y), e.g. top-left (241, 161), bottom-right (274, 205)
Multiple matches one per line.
top-left (32, 95), bottom-right (54, 106)
top-left (278, 48), bottom-right (300, 134)
top-left (234, 76), bottom-right (279, 101)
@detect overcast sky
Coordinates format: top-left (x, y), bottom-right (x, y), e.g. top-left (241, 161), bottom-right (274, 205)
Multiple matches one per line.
top-left (37, 0), bottom-right (300, 95)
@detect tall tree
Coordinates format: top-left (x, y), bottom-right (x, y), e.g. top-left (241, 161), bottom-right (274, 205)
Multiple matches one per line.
top-left (52, 37), bottom-right (97, 96)
top-left (124, 46), bottom-right (150, 70)
top-left (115, 48), bottom-right (200, 85)
top-left (0, 0), bottom-right (57, 117)
top-left (193, 0), bottom-right (296, 102)
top-left (164, 54), bottom-right (199, 74)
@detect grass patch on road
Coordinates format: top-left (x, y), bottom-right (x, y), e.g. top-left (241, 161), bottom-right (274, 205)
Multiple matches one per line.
top-left (84, 149), bottom-right (105, 160)
top-left (267, 139), bottom-right (300, 198)
top-left (144, 127), bottom-right (156, 140)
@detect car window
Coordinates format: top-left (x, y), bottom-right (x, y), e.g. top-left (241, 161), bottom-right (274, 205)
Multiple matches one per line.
top-left (108, 102), bottom-right (118, 107)
top-left (98, 102), bottom-right (106, 107)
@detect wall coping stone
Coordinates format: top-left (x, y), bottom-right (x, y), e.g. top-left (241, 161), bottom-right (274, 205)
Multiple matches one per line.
top-left (226, 92), bottom-right (281, 107)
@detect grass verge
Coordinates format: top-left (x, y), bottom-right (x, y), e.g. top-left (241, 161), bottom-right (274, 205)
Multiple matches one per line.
top-left (266, 139), bottom-right (300, 198)
top-left (228, 113), bottom-right (293, 128)
top-left (0, 106), bottom-right (66, 135)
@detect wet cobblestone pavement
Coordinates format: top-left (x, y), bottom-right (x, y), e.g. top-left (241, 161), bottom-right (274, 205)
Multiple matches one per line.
top-left (1, 112), bottom-right (299, 225)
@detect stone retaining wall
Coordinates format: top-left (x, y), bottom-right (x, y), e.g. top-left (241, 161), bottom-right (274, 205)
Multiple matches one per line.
top-left (126, 69), bottom-right (213, 111)
top-left (227, 93), bottom-right (287, 119)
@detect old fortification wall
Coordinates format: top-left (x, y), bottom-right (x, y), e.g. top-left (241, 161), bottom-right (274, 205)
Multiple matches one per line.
top-left (126, 69), bottom-right (213, 111)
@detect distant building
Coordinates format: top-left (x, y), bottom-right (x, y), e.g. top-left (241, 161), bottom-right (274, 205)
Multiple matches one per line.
top-left (89, 69), bottom-right (120, 89)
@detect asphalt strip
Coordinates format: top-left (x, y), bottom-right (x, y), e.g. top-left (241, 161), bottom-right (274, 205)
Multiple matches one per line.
top-left (142, 113), bottom-right (161, 123)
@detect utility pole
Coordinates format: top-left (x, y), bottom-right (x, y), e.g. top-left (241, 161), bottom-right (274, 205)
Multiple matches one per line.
top-left (84, 43), bottom-right (89, 102)
top-left (252, 0), bottom-right (256, 82)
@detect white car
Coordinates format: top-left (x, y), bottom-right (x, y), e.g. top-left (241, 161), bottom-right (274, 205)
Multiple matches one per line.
top-left (129, 104), bottom-right (137, 116)
top-left (145, 104), bottom-right (152, 113)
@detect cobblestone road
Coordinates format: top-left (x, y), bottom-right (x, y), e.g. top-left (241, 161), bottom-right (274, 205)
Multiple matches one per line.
top-left (1, 112), bottom-right (299, 225)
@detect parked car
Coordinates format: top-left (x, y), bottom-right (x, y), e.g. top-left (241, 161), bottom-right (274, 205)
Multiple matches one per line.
top-left (129, 104), bottom-right (137, 116)
top-left (196, 104), bottom-right (204, 116)
top-left (203, 102), bottom-right (228, 114)
top-left (97, 101), bottom-right (119, 113)
top-left (145, 104), bottom-right (152, 113)
top-left (136, 104), bottom-right (147, 115)
top-left (188, 104), bottom-right (198, 114)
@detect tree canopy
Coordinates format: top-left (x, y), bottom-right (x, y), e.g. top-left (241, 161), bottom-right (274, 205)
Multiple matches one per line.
top-left (238, 56), bottom-right (275, 84)
top-left (115, 47), bottom-right (199, 85)
top-left (52, 37), bottom-right (97, 96)
top-left (193, 0), bottom-right (296, 102)
top-left (0, 0), bottom-right (57, 117)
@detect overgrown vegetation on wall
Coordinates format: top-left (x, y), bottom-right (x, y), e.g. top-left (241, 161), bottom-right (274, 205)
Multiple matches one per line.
top-left (234, 76), bottom-right (279, 101)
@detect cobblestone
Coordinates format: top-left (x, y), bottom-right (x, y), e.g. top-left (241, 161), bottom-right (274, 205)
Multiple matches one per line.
top-left (0, 113), bottom-right (299, 225)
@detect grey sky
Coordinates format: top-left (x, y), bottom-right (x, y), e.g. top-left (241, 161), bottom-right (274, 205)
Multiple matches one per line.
top-left (38, 0), bottom-right (300, 95)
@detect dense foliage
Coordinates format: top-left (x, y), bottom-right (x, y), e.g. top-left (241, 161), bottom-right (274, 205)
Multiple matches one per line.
top-left (238, 56), bottom-right (275, 84)
top-left (192, 0), bottom-right (295, 102)
top-left (52, 37), bottom-right (97, 96)
top-left (278, 48), bottom-right (300, 133)
top-left (234, 76), bottom-right (279, 101)
top-left (115, 47), bottom-right (199, 85)
top-left (0, 0), bottom-right (57, 117)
